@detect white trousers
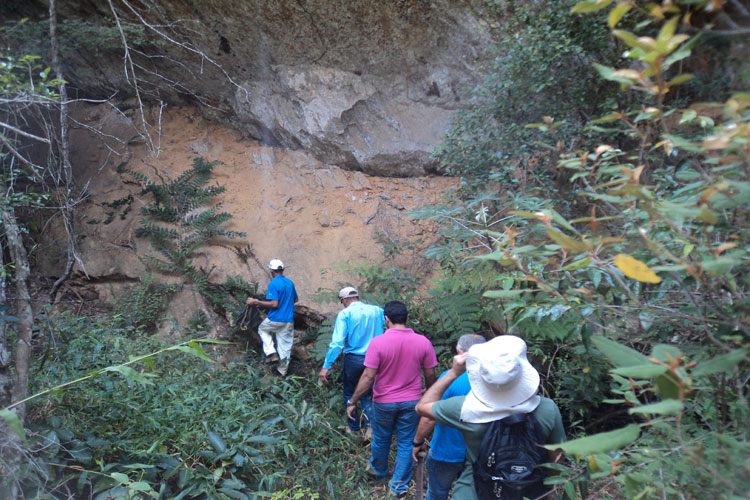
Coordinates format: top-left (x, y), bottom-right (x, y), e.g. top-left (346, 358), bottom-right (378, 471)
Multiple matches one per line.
top-left (257, 318), bottom-right (294, 375)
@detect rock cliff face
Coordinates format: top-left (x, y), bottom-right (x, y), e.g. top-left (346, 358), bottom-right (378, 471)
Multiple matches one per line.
top-left (46, 104), bottom-right (456, 325)
top-left (12, 0), bottom-right (493, 176)
top-left (3, 0), bottom-right (488, 336)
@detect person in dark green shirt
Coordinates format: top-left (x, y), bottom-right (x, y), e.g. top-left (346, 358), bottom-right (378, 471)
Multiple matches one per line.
top-left (416, 335), bottom-right (565, 500)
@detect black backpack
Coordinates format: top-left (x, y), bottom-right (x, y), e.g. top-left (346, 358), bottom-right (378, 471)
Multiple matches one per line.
top-left (236, 304), bottom-right (262, 332)
top-left (472, 412), bottom-right (550, 500)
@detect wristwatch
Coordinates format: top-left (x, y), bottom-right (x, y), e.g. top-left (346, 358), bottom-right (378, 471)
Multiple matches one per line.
top-left (412, 440), bottom-right (424, 447)
top-left (346, 399), bottom-right (356, 407)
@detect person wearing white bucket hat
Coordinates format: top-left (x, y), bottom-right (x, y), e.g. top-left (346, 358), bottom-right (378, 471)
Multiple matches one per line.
top-left (246, 258), bottom-right (298, 376)
top-left (416, 335), bottom-right (565, 500)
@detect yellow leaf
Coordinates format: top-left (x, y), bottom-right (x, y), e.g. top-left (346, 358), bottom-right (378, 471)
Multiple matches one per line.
top-left (612, 69), bottom-right (642, 81)
top-left (613, 254), bottom-right (662, 283)
top-left (714, 242), bottom-right (737, 255)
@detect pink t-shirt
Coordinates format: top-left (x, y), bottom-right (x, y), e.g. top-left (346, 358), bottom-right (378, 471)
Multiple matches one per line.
top-left (364, 327), bottom-right (438, 403)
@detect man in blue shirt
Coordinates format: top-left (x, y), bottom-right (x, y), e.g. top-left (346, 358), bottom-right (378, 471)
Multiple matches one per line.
top-left (246, 259), bottom-right (298, 377)
top-left (318, 286), bottom-right (385, 434)
top-left (411, 334), bottom-right (486, 500)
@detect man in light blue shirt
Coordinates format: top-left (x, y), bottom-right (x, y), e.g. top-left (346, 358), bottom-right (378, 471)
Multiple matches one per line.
top-left (318, 286), bottom-right (385, 433)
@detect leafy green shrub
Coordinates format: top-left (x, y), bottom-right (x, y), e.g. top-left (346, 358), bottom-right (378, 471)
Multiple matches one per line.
top-left (113, 273), bottom-right (177, 332)
top-left (19, 312), bottom-right (374, 499)
top-left (423, 0), bottom-right (750, 497)
top-left (436, 0), bottom-right (618, 190)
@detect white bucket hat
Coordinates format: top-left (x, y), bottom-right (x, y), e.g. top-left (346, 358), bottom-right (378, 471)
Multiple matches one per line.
top-left (338, 286), bottom-right (359, 300)
top-left (461, 335), bottom-right (541, 423)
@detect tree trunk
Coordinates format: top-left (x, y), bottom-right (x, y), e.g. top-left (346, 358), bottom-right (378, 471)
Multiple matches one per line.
top-left (2, 208), bottom-right (33, 420)
top-left (0, 207), bottom-right (33, 499)
top-left (48, 0), bottom-right (78, 305)
top-left (0, 237), bottom-right (11, 408)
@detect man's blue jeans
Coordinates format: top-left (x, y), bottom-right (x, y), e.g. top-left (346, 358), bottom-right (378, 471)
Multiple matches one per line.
top-left (342, 354), bottom-right (371, 431)
top-left (370, 400), bottom-right (420, 495)
top-left (425, 451), bottom-right (465, 500)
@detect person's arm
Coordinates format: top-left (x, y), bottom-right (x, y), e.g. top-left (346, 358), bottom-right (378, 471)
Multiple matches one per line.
top-left (423, 367), bottom-right (437, 389)
top-left (416, 352), bottom-right (467, 419)
top-left (411, 417), bottom-right (436, 462)
top-left (346, 367), bottom-right (377, 420)
top-left (319, 313), bottom-right (348, 383)
top-left (246, 297), bottom-right (279, 309)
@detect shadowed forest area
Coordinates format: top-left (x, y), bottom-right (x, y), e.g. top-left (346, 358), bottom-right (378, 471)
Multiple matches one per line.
top-left (1, 0), bottom-right (749, 499)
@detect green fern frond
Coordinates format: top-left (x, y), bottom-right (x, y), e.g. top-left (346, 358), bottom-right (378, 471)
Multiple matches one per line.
top-left (423, 292), bottom-right (482, 338)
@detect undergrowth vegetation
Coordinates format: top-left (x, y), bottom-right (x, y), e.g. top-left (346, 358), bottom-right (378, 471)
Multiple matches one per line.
top-left (416, 0), bottom-right (750, 498)
top-left (18, 311), bottom-right (372, 499)
top-left (3, 0), bottom-right (748, 499)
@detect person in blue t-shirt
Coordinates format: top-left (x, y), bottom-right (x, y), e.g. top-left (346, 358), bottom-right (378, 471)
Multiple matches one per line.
top-left (411, 334), bottom-right (486, 500)
top-left (318, 286), bottom-right (385, 435)
top-left (246, 258), bottom-right (298, 376)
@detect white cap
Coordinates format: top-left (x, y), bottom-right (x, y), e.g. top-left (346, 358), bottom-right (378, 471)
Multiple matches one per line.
top-left (268, 259), bottom-right (284, 270)
top-left (338, 286), bottom-right (359, 300)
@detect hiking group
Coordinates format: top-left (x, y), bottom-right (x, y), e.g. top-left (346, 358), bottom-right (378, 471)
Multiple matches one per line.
top-left (248, 258), bottom-right (566, 499)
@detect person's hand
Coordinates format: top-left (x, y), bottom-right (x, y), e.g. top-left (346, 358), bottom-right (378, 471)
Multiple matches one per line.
top-left (412, 441), bottom-right (428, 462)
top-left (318, 368), bottom-right (329, 384)
top-left (246, 297), bottom-right (256, 305)
top-left (451, 351), bottom-right (468, 376)
top-left (346, 401), bottom-right (357, 421)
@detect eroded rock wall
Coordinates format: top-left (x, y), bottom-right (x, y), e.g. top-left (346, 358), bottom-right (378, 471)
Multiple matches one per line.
top-left (8, 0), bottom-right (494, 176)
top-left (43, 104), bottom-right (456, 327)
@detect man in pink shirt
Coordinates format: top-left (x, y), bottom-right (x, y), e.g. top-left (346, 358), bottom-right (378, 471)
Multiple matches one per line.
top-left (347, 301), bottom-right (438, 497)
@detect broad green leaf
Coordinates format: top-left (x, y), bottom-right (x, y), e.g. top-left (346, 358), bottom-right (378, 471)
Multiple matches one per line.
top-left (561, 257), bottom-right (592, 271)
top-left (657, 16), bottom-right (680, 43)
top-left (169, 344), bottom-right (214, 363)
top-left (611, 364), bottom-right (668, 378)
top-left (692, 348), bottom-right (749, 376)
top-left (0, 409), bottom-right (28, 445)
top-left (129, 482), bottom-right (153, 492)
top-left (592, 63), bottom-right (636, 84)
top-left (207, 431), bottom-right (227, 453)
top-left (701, 253), bottom-right (742, 274)
top-left (483, 290), bottom-right (526, 299)
top-left (551, 209), bottom-right (581, 235)
top-left (547, 228), bottom-right (592, 254)
top-left (592, 336), bottom-right (650, 367)
top-left (571, 0), bottom-right (614, 13)
top-left (608, 3), bottom-right (632, 27)
top-left (111, 472), bottom-right (129, 484)
top-left (193, 338), bottom-right (232, 345)
top-left (546, 424), bottom-right (640, 456)
top-left (656, 372), bottom-right (681, 399)
top-left (246, 435), bottom-right (281, 444)
top-left (612, 30), bottom-right (655, 51)
top-left (103, 365), bottom-right (156, 386)
top-left (651, 344), bottom-right (682, 363)
top-left (679, 110), bottom-right (697, 124)
top-left (629, 399), bottom-right (684, 415)
top-left (667, 74), bottom-right (693, 87)
top-left (592, 111), bottom-right (623, 124)
top-left (474, 251), bottom-right (509, 262)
